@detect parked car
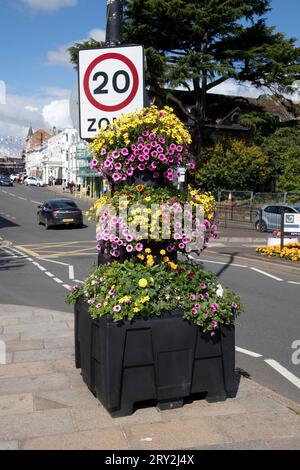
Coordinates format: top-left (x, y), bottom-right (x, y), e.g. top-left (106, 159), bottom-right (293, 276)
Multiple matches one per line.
top-left (0, 175), bottom-right (13, 186)
top-left (255, 203), bottom-right (300, 232)
top-left (25, 176), bottom-right (45, 187)
top-left (37, 199), bottom-right (83, 229)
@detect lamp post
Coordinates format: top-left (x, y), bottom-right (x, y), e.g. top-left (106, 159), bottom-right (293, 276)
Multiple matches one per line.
top-left (105, 0), bottom-right (123, 45)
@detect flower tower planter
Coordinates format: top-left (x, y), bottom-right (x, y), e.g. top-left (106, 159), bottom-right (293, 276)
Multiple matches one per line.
top-left (69, 106), bottom-right (241, 417)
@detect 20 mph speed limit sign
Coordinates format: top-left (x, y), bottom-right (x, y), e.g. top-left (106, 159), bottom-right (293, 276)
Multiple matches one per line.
top-left (78, 45), bottom-right (145, 139)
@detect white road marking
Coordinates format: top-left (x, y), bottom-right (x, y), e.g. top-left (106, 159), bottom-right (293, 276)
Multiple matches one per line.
top-left (45, 272), bottom-right (54, 277)
top-left (2, 248), bottom-right (15, 256)
top-left (31, 201), bottom-right (42, 204)
top-left (287, 281), bottom-right (300, 285)
top-left (10, 248), bottom-right (26, 256)
top-left (189, 255), bottom-right (248, 268)
top-left (250, 267), bottom-right (283, 282)
top-left (74, 279), bottom-right (84, 284)
top-left (69, 265), bottom-right (75, 280)
top-left (9, 193), bottom-right (16, 197)
top-left (264, 359), bottom-right (300, 389)
top-left (37, 266), bottom-right (47, 272)
top-left (53, 278), bottom-right (63, 284)
top-left (63, 284), bottom-right (71, 290)
top-left (0, 255), bottom-right (18, 259)
top-left (38, 258), bottom-right (70, 266)
top-left (18, 197), bottom-right (27, 201)
top-left (235, 346), bottom-right (262, 358)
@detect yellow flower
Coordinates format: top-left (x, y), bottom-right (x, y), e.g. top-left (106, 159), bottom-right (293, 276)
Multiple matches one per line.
top-left (133, 307), bottom-right (141, 313)
top-left (160, 249), bottom-right (166, 255)
top-left (119, 296), bottom-right (131, 304)
top-left (136, 185), bottom-right (145, 192)
top-left (137, 254), bottom-right (145, 261)
top-left (145, 248), bottom-right (152, 254)
top-left (168, 262), bottom-right (178, 270)
top-left (163, 256), bottom-right (170, 263)
top-left (138, 278), bottom-right (148, 288)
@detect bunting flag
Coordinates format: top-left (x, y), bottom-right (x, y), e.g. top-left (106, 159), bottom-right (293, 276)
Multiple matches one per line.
top-left (0, 136), bottom-right (26, 158)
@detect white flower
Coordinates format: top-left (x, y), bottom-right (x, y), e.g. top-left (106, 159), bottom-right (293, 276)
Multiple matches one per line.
top-left (216, 284), bottom-right (224, 298)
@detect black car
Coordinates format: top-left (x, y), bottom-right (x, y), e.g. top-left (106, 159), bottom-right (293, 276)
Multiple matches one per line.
top-left (37, 199), bottom-right (83, 229)
top-left (0, 175), bottom-right (13, 186)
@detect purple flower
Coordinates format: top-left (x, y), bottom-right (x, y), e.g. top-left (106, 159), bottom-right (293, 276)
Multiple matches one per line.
top-left (210, 320), bottom-right (218, 330)
top-left (176, 145), bottom-right (183, 152)
top-left (200, 283), bottom-right (206, 290)
top-left (96, 303), bottom-right (102, 309)
top-left (138, 163), bottom-right (145, 171)
top-left (135, 243), bottom-right (144, 252)
top-left (178, 242), bottom-right (185, 250)
top-left (199, 294), bottom-right (205, 301)
top-left (194, 303), bottom-right (201, 310)
top-left (126, 244), bottom-right (133, 252)
top-left (101, 148), bottom-right (107, 156)
top-left (113, 305), bottom-right (121, 313)
top-left (210, 303), bottom-right (219, 313)
top-left (158, 137), bottom-right (165, 144)
top-left (109, 287), bottom-right (115, 296)
top-left (104, 160), bottom-right (112, 168)
top-left (112, 150), bottom-right (119, 159)
top-left (192, 308), bottom-right (198, 315)
top-left (114, 163), bottom-right (122, 170)
top-left (142, 131), bottom-right (149, 137)
top-left (190, 294), bottom-right (196, 301)
top-left (112, 173), bottom-right (121, 182)
top-left (232, 302), bottom-right (238, 310)
top-left (121, 148), bottom-right (129, 156)
top-left (190, 162), bottom-right (196, 170)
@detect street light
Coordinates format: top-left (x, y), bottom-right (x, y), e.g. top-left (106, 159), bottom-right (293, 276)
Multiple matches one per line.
top-left (106, 0), bottom-right (123, 45)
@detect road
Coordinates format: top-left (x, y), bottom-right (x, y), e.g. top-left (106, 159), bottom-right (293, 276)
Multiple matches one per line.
top-left (0, 183), bottom-right (300, 404)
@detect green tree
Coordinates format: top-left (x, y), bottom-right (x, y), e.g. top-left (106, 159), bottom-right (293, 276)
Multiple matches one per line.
top-left (262, 125), bottom-right (300, 191)
top-left (277, 158), bottom-right (300, 193)
top-left (122, 0), bottom-right (300, 157)
top-left (195, 139), bottom-right (271, 191)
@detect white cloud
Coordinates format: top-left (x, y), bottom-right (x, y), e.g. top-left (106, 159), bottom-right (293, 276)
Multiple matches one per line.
top-left (22, 0), bottom-right (77, 12)
top-left (47, 43), bottom-right (73, 68)
top-left (208, 79), bottom-right (265, 99)
top-left (25, 105), bottom-right (39, 112)
top-left (89, 28), bottom-right (106, 42)
top-left (47, 28), bottom-right (106, 67)
top-left (42, 99), bottom-right (72, 128)
top-left (41, 86), bottom-right (71, 99)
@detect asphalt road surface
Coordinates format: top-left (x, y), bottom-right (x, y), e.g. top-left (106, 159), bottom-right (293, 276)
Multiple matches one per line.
top-left (1, 184), bottom-right (299, 404)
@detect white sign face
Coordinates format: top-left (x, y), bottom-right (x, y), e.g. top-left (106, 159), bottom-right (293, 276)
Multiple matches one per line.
top-left (284, 213), bottom-right (300, 233)
top-left (78, 45), bottom-right (145, 139)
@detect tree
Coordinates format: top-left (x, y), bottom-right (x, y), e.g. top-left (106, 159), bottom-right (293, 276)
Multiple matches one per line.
top-left (195, 139), bottom-right (271, 191)
top-left (122, 0), bottom-right (300, 157)
top-left (262, 125), bottom-right (300, 190)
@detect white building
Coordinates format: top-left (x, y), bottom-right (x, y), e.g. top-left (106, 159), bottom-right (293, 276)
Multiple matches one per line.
top-left (42, 128), bottom-right (79, 185)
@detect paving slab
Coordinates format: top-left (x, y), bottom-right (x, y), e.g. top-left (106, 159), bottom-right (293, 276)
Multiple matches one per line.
top-left (0, 304), bottom-right (299, 450)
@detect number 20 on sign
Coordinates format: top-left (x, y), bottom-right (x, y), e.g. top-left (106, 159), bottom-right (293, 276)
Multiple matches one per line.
top-left (78, 45), bottom-right (145, 140)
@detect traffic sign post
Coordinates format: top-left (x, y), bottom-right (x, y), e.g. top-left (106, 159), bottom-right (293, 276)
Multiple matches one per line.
top-left (78, 45), bottom-right (145, 140)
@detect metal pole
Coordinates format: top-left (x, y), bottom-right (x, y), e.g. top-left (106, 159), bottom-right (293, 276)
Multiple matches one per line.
top-left (106, 0), bottom-right (123, 45)
top-left (280, 208), bottom-right (285, 251)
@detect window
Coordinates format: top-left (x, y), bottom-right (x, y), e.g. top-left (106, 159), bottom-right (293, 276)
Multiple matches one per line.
top-left (264, 206), bottom-right (280, 214)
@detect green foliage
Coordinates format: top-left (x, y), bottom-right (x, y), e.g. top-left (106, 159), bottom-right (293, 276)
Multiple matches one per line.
top-left (277, 158), bottom-right (300, 193)
top-left (68, 39), bottom-right (105, 68)
top-left (66, 259), bottom-right (242, 333)
top-left (195, 139), bottom-right (271, 191)
top-left (262, 125), bottom-right (300, 187)
top-left (238, 111), bottom-right (279, 139)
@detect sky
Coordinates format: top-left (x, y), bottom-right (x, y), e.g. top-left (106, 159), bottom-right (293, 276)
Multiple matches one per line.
top-left (0, 0), bottom-right (300, 156)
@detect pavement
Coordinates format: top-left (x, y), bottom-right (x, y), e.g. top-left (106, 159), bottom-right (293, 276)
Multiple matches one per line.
top-left (0, 304), bottom-right (299, 450)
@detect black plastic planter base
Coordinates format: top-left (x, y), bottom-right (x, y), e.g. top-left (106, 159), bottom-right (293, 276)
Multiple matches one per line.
top-left (74, 299), bottom-right (236, 417)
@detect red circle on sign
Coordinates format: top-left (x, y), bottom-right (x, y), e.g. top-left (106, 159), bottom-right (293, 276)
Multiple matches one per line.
top-left (83, 53), bottom-right (139, 112)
